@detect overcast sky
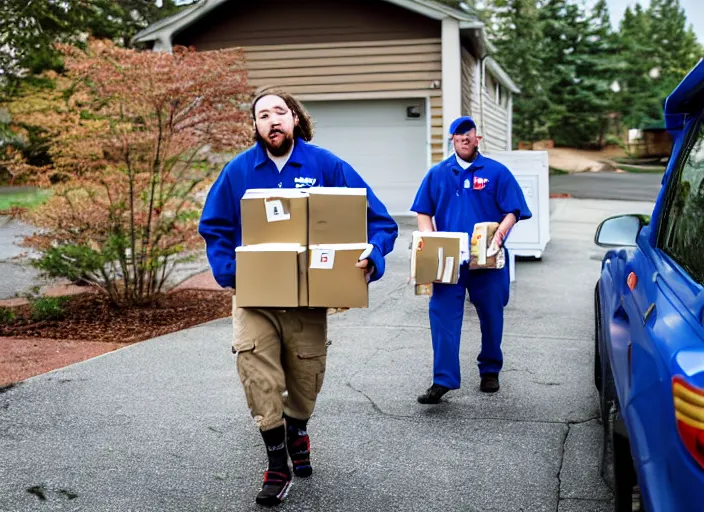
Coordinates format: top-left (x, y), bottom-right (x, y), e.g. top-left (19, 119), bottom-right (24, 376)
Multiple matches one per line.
top-left (606, 0), bottom-right (703, 42)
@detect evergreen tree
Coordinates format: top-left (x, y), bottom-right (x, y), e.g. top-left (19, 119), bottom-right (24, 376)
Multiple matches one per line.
top-left (540, 0), bottom-right (619, 146)
top-left (615, 0), bottom-right (702, 130)
top-left (614, 4), bottom-right (658, 129)
top-left (493, 0), bottom-right (551, 143)
top-left (0, 0), bottom-right (183, 96)
top-left (647, 0), bottom-right (702, 109)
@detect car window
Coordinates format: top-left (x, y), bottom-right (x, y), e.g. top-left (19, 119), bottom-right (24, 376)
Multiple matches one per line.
top-left (659, 118), bottom-right (704, 285)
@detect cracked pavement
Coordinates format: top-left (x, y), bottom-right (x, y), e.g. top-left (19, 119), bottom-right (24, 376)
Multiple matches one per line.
top-left (0, 198), bottom-right (655, 511)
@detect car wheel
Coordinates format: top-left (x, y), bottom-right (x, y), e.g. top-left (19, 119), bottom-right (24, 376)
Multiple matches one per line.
top-left (600, 357), bottom-right (641, 511)
top-left (606, 403), bottom-right (640, 511)
top-left (594, 282), bottom-right (603, 394)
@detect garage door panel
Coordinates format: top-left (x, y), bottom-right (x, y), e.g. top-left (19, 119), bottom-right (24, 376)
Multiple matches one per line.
top-left (305, 98), bottom-right (428, 215)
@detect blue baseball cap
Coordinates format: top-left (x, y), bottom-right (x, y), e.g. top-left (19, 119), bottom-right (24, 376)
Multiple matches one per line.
top-left (449, 116), bottom-right (477, 136)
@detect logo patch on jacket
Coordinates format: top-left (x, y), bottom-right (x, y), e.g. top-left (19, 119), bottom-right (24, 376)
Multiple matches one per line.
top-left (473, 177), bottom-right (489, 190)
top-left (294, 177), bottom-right (317, 188)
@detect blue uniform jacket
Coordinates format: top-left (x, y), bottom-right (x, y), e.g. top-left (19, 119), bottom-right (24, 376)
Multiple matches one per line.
top-left (411, 153), bottom-right (532, 234)
top-left (199, 138), bottom-right (399, 289)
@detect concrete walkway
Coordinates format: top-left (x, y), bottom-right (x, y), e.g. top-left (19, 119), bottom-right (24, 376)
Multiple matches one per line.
top-left (0, 198), bottom-right (654, 511)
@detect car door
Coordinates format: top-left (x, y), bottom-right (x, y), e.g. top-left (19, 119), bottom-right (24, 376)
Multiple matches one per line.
top-left (626, 114), bottom-right (704, 474)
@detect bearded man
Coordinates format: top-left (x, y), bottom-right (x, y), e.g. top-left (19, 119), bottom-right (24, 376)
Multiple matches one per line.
top-left (198, 88), bottom-right (398, 506)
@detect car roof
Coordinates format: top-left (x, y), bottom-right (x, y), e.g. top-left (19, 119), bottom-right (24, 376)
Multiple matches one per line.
top-left (665, 58), bottom-right (704, 117)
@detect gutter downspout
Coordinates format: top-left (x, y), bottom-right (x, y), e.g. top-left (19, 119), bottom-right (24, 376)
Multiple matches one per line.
top-left (479, 55), bottom-right (488, 153)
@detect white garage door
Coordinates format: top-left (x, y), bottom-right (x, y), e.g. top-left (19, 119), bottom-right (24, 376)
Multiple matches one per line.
top-left (304, 98), bottom-right (428, 215)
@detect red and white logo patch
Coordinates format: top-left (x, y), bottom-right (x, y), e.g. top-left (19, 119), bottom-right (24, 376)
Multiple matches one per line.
top-left (473, 177), bottom-right (489, 190)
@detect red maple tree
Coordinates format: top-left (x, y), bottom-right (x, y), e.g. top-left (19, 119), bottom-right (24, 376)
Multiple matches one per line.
top-left (6, 40), bottom-right (252, 304)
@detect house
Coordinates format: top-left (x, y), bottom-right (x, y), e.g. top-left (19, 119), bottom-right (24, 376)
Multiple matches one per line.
top-left (133, 0), bottom-right (520, 214)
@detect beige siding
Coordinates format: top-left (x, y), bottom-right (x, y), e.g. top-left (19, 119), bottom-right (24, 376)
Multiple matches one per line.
top-left (173, 0), bottom-right (440, 48)
top-left (244, 39), bottom-right (444, 164)
top-left (481, 91), bottom-right (510, 152)
top-left (243, 39), bottom-right (441, 95)
top-left (169, 0), bottom-right (445, 165)
top-left (430, 95), bottom-right (444, 164)
top-left (461, 47), bottom-right (476, 117)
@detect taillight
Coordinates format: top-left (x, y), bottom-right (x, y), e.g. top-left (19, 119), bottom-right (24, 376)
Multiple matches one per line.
top-left (673, 375), bottom-right (704, 469)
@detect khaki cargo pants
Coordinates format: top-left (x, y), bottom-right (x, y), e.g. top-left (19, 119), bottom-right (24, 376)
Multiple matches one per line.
top-left (232, 302), bottom-right (328, 432)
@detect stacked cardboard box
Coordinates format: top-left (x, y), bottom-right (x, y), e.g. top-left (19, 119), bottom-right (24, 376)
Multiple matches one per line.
top-left (235, 187), bottom-right (371, 308)
top-left (241, 189), bottom-right (308, 245)
top-left (235, 244), bottom-right (308, 308)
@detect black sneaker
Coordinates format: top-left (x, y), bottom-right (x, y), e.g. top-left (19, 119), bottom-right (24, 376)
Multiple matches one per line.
top-left (480, 373), bottom-right (500, 393)
top-left (417, 384), bottom-right (450, 404)
top-left (255, 468), bottom-right (292, 507)
top-left (287, 429), bottom-right (312, 478)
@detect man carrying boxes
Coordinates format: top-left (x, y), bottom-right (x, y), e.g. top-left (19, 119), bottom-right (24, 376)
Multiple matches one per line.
top-left (198, 88), bottom-right (397, 506)
top-left (411, 116), bottom-right (532, 404)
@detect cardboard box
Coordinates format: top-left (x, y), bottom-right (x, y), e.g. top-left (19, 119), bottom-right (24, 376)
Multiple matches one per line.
top-left (308, 188), bottom-right (367, 245)
top-left (411, 231), bottom-right (469, 286)
top-left (469, 222), bottom-right (505, 270)
top-left (307, 243), bottom-right (373, 308)
top-left (235, 244), bottom-right (308, 308)
top-left (241, 189), bottom-right (308, 246)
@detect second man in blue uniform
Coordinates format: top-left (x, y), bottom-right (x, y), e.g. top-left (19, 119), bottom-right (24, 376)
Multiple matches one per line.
top-left (411, 116), bottom-right (531, 404)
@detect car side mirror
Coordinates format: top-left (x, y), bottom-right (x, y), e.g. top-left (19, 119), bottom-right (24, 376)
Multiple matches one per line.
top-left (594, 214), bottom-right (650, 247)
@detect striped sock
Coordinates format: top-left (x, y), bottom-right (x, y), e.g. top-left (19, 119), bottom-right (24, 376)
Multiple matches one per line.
top-left (284, 415), bottom-right (312, 477)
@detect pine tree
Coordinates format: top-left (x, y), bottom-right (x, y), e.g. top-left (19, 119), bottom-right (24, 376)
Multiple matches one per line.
top-left (541, 0), bottom-right (619, 146)
top-left (492, 0), bottom-right (551, 143)
top-left (647, 0), bottom-right (702, 108)
top-left (614, 4), bottom-right (657, 129)
top-left (0, 0), bottom-right (184, 95)
top-left (615, 0), bottom-right (702, 130)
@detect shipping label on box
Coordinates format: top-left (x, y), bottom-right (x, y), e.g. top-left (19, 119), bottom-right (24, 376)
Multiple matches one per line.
top-left (469, 222), bottom-right (505, 270)
top-left (307, 243), bottom-right (372, 308)
top-left (411, 231), bottom-right (469, 286)
top-left (241, 189), bottom-right (308, 246)
top-left (235, 244), bottom-right (307, 308)
top-left (308, 187), bottom-right (367, 245)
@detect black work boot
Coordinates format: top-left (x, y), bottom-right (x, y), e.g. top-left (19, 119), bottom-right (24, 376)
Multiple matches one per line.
top-left (256, 426), bottom-right (292, 506)
top-left (284, 415), bottom-right (312, 478)
top-left (417, 384), bottom-right (450, 404)
top-left (480, 373), bottom-right (500, 393)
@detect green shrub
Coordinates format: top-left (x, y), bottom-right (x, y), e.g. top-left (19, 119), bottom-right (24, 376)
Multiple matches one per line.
top-left (32, 244), bottom-right (108, 283)
top-left (0, 307), bottom-right (16, 324)
top-left (30, 297), bottom-right (69, 322)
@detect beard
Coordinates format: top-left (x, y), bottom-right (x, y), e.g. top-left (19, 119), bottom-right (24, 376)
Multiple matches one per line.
top-left (262, 128), bottom-right (294, 156)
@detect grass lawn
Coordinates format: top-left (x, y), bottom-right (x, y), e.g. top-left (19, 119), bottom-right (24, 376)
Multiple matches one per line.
top-left (0, 188), bottom-right (51, 211)
top-left (617, 164), bottom-right (666, 173)
top-left (612, 156), bottom-right (666, 166)
top-left (549, 167), bottom-right (569, 175)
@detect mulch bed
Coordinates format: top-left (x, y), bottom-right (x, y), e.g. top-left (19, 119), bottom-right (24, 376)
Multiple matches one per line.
top-left (0, 289), bottom-right (233, 344)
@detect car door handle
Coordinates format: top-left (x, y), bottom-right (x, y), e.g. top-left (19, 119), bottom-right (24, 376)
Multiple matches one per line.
top-left (643, 303), bottom-right (656, 325)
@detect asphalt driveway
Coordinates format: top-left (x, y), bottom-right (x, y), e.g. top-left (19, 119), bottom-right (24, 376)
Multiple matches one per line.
top-left (0, 198), bottom-right (654, 511)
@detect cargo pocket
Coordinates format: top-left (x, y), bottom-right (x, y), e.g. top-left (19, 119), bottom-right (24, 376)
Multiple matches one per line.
top-left (234, 337), bottom-right (255, 354)
top-left (315, 369), bottom-right (325, 394)
top-left (232, 308), bottom-right (256, 354)
top-left (294, 344), bottom-right (327, 397)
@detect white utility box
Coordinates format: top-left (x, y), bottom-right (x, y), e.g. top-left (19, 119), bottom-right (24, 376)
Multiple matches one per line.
top-left (484, 150), bottom-right (551, 281)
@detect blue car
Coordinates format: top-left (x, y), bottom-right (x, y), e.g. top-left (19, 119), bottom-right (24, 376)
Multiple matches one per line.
top-left (595, 58), bottom-right (704, 512)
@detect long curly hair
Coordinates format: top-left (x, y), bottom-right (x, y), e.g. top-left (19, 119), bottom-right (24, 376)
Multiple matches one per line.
top-left (250, 87), bottom-right (314, 143)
